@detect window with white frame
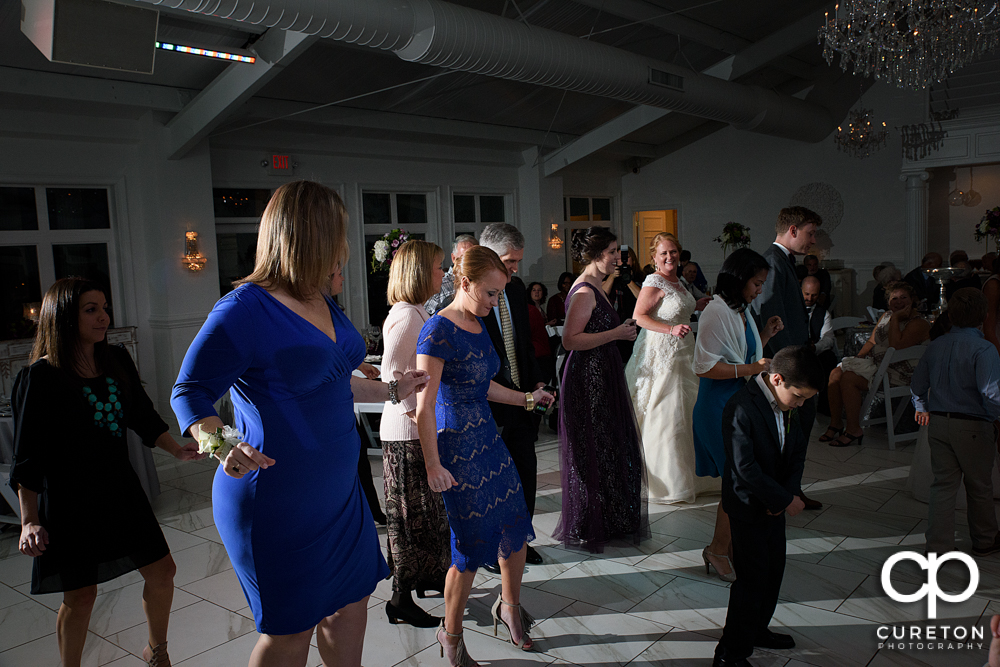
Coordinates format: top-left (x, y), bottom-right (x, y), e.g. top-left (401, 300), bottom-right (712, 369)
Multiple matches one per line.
top-left (1, 186), bottom-right (119, 341)
top-left (564, 196), bottom-right (613, 223)
top-left (213, 188), bottom-right (271, 297)
top-left (363, 191), bottom-right (430, 328)
top-left (453, 193), bottom-right (508, 240)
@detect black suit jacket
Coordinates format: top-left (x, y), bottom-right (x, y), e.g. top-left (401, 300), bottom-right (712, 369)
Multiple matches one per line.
top-left (721, 376), bottom-right (808, 521)
top-left (756, 244), bottom-right (809, 356)
top-left (484, 276), bottom-right (541, 427)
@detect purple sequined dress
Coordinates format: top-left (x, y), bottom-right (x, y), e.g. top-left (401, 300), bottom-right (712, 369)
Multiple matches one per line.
top-left (554, 282), bottom-right (649, 552)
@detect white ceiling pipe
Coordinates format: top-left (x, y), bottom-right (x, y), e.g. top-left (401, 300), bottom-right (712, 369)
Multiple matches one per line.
top-left (135, 0), bottom-right (833, 141)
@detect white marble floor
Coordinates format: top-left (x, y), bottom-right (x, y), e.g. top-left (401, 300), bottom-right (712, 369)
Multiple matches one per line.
top-left (0, 418), bottom-right (997, 666)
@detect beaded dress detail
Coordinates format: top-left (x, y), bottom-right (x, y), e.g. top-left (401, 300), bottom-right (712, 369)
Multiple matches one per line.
top-left (554, 282), bottom-right (649, 552)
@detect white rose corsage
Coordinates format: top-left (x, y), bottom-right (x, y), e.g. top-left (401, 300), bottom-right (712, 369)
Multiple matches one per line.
top-left (197, 425), bottom-right (243, 461)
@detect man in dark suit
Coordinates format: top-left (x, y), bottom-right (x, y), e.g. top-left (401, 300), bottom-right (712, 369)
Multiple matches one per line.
top-left (713, 346), bottom-right (823, 667)
top-left (903, 251), bottom-right (943, 312)
top-left (753, 206), bottom-right (823, 510)
top-left (795, 254), bottom-right (832, 308)
top-left (479, 223), bottom-right (545, 567)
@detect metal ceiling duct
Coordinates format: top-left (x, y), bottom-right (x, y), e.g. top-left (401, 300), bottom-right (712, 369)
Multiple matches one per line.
top-left (132, 0), bottom-right (834, 142)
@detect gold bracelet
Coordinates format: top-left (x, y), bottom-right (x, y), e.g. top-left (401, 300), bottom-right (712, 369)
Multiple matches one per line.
top-left (525, 392), bottom-right (534, 412)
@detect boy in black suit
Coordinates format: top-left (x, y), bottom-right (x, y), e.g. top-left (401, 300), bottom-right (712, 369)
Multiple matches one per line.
top-left (713, 346), bottom-right (824, 667)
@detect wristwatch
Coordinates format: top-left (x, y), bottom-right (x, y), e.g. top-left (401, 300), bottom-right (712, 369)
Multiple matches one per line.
top-left (388, 379), bottom-right (400, 405)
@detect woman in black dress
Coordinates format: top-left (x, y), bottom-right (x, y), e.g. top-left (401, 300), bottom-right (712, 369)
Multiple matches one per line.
top-left (11, 278), bottom-right (204, 667)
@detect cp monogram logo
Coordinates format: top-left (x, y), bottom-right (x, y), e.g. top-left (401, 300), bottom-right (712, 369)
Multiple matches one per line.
top-left (881, 551), bottom-right (979, 619)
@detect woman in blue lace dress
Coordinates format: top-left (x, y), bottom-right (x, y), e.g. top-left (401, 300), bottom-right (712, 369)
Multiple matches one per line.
top-left (555, 226), bottom-right (648, 552)
top-left (416, 246), bottom-right (553, 667)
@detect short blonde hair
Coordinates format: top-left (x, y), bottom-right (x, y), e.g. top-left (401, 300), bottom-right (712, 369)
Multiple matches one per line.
top-left (387, 240), bottom-right (443, 306)
top-left (649, 232), bottom-right (681, 259)
top-left (237, 181), bottom-right (349, 300)
top-left (454, 245), bottom-right (506, 284)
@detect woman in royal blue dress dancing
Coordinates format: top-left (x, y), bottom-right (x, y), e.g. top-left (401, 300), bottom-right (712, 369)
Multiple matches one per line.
top-left (416, 246), bottom-right (553, 666)
top-left (171, 181), bottom-right (427, 667)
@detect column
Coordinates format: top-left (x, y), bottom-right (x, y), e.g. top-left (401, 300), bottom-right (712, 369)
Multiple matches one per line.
top-left (900, 170), bottom-right (930, 271)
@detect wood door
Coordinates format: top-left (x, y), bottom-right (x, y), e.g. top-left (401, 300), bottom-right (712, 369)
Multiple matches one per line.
top-left (633, 210), bottom-right (677, 269)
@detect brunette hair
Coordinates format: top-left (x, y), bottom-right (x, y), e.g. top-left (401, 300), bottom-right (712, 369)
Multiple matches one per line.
top-left (454, 245), bottom-right (507, 285)
top-left (387, 240), bottom-right (444, 306)
top-left (649, 232), bottom-right (681, 259)
top-left (571, 226), bottom-right (616, 264)
top-left (31, 278), bottom-right (129, 384)
top-left (770, 345), bottom-right (824, 391)
top-left (557, 271), bottom-right (575, 291)
top-left (948, 287), bottom-right (988, 328)
top-left (775, 206), bottom-right (822, 235)
top-left (715, 248), bottom-right (770, 311)
top-left (885, 280), bottom-right (917, 302)
top-left (526, 281), bottom-right (548, 305)
top-left (236, 181), bottom-right (349, 300)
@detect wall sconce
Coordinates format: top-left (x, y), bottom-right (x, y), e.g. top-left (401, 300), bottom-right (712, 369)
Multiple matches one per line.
top-left (22, 302), bottom-right (41, 322)
top-left (549, 223), bottom-right (563, 250)
top-left (183, 231), bottom-right (208, 272)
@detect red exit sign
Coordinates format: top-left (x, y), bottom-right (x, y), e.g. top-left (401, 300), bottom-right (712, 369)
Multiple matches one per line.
top-left (266, 154), bottom-right (294, 175)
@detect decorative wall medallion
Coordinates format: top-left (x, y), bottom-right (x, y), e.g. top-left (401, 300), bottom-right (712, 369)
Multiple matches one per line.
top-left (790, 183), bottom-right (845, 234)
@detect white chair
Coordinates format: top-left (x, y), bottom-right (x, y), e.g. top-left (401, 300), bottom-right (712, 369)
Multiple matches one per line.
top-left (867, 306), bottom-right (885, 323)
top-left (859, 346), bottom-right (926, 450)
top-left (352, 368), bottom-right (385, 456)
top-left (0, 466), bottom-right (20, 524)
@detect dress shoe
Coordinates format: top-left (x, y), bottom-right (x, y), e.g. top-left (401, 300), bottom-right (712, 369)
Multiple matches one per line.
top-left (973, 533), bottom-right (1000, 557)
top-left (481, 562), bottom-right (501, 574)
top-left (753, 630), bottom-right (795, 650)
top-left (798, 492), bottom-right (823, 510)
top-left (385, 600), bottom-right (440, 628)
top-left (525, 545), bottom-right (543, 565)
top-left (712, 654), bottom-right (752, 667)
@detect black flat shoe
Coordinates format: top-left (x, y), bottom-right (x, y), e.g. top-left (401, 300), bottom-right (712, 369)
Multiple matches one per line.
top-left (481, 562), bottom-right (501, 575)
top-left (753, 630), bottom-right (795, 650)
top-left (525, 545), bottom-right (543, 565)
top-left (385, 600), bottom-right (440, 628)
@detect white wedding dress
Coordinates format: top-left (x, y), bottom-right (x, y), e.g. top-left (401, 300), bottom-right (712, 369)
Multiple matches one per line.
top-left (625, 273), bottom-right (721, 504)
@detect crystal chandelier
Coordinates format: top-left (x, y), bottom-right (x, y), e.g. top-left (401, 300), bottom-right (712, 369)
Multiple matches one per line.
top-left (834, 106), bottom-right (889, 158)
top-left (819, 1), bottom-right (1000, 90)
top-left (899, 109), bottom-right (954, 160)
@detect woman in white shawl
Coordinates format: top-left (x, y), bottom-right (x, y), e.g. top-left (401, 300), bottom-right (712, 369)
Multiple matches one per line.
top-left (691, 248), bottom-right (783, 582)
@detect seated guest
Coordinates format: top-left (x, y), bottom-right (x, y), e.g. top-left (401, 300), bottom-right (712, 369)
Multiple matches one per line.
top-left (795, 254), bottom-right (832, 307)
top-left (903, 252), bottom-right (943, 312)
top-left (821, 281), bottom-right (930, 447)
top-left (680, 261), bottom-right (709, 300)
top-left (678, 249), bottom-right (709, 292)
top-left (872, 263), bottom-right (901, 312)
top-left (911, 288), bottom-right (1000, 556)
top-left (546, 271), bottom-right (576, 325)
top-left (425, 234), bottom-right (477, 315)
top-left (984, 252), bottom-right (997, 274)
top-left (945, 259), bottom-right (982, 300)
top-left (712, 346), bottom-right (823, 667)
top-left (526, 281), bottom-right (556, 385)
top-left (803, 277), bottom-right (837, 364)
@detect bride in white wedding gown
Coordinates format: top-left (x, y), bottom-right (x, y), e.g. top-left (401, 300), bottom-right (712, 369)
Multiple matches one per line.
top-left (625, 234), bottom-right (718, 504)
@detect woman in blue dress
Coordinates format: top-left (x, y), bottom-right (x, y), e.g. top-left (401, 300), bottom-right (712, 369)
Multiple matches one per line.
top-left (692, 248), bottom-right (783, 583)
top-left (171, 181), bottom-right (428, 667)
top-left (416, 246), bottom-right (552, 667)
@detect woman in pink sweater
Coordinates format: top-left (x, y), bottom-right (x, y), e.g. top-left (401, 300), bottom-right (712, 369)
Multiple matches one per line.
top-left (380, 240), bottom-right (451, 628)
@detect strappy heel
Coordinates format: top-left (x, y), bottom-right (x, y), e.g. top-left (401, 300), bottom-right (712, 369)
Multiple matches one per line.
top-left (143, 641), bottom-right (170, 667)
top-left (491, 595), bottom-right (535, 651)
top-left (830, 431), bottom-right (864, 448)
top-left (818, 426), bottom-right (845, 442)
top-left (437, 620), bottom-right (479, 667)
top-left (702, 547), bottom-right (737, 583)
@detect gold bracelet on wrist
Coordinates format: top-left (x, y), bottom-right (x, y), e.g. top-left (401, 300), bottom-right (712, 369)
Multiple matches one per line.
top-left (525, 392), bottom-right (534, 412)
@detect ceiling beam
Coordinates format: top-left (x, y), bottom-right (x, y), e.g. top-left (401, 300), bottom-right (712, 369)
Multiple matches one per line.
top-left (165, 29), bottom-right (316, 159)
top-left (541, 6), bottom-right (831, 175)
top-left (0, 65), bottom-right (194, 111)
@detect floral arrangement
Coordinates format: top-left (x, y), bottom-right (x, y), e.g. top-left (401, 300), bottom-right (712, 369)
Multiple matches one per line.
top-left (974, 206), bottom-right (1000, 253)
top-left (371, 229), bottom-right (411, 273)
top-left (713, 222), bottom-right (752, 255)
top-left (197, 425), bottom-right (243, 460)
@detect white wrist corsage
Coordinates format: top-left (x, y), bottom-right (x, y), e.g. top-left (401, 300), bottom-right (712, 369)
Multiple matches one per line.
top-left (197, 425), bottom-right (243, 461)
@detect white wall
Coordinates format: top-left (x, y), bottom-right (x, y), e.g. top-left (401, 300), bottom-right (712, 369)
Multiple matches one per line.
top-left (930, 164), bottom-right (1000, 258)
top-left (620, 83), bottom-right (926, 317)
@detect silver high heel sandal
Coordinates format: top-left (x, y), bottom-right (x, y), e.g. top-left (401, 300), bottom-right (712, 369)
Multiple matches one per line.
top-left (703, 547), bottom-right (737, 583)
top-left (143, 641), bottom-right (171, 667)
top-left (491, 595), bottom-right (535, 651)
top-left (437, 620), bottom-right (479, 667)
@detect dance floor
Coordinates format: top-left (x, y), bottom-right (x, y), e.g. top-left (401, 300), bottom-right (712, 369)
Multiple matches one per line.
top-left (0, 416), bottom-right (996, 666)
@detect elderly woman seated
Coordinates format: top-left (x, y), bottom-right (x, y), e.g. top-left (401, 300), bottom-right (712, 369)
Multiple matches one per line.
top-left (820, 281), bottom-right (930, 447)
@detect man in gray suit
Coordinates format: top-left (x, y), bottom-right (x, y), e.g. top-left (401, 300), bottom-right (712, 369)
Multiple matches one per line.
top-left (754, 206), bottom-right (823, 510)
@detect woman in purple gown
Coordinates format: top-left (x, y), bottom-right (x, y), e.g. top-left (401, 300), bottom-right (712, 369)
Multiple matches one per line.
top-left (554, 226), bottom-right (649, 552)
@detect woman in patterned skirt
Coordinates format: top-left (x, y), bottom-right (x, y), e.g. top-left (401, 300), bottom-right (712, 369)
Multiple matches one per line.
top-left (380, 240), bottom-right (451, 627)
top-left (416, 246), bottom-right (553, 666)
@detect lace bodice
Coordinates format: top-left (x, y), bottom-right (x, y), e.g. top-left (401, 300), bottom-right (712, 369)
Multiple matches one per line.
top-left (642, 273), bottom-right (696, 326)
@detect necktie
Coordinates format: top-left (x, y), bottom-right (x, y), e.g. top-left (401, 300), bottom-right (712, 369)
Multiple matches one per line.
top-left (498, 291), bottom-right (521, 388)
top-left (788, 253), bottom-right (796, 267)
